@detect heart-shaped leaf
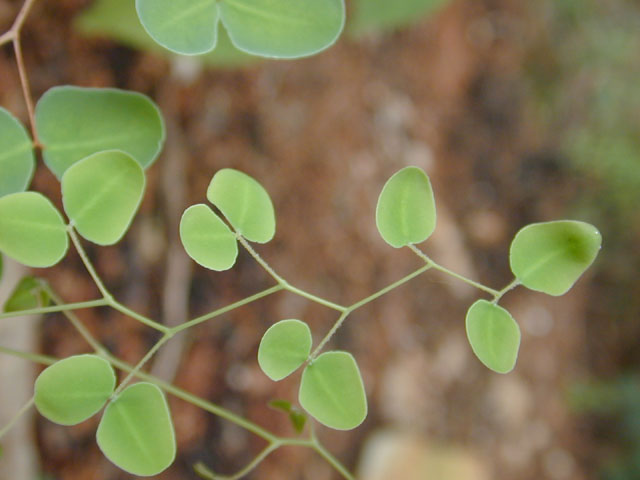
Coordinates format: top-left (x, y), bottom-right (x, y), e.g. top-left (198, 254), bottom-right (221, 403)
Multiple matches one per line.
top-left (0, 107), bottom-right (34, 197)
top-left (465, 300), bottom-right (520, 374)
top-left (258, 319), bottom-right (312, 381)
top-left (3, 276), bottom-right (50, 313)
top-left (136, 0), bottom-right (220, 55)
top-left (376, 166), bottom-right (436, 248)
top-left (207, 168), bottom-right (275, 243)
top-left (75, 0), bottom-right (260, 68)
top-left (35, 86), bottom-right (165, 178)
top-left (299, 351), bottom-right (367, 430)
top-left (34, 354), bottom-right (116, 425)
top-left (97, 382), bottom-right (176, 476)
top-left (219, 0), bottom-right (345, 58)
top-left (62, 151), bottom-right (145, 245)
top-left (0, 192), bottom-right (68, 268)
top-left (180, 204), bottom-right (238, 271)
top-left (509, 220), bottom-right (601, 296)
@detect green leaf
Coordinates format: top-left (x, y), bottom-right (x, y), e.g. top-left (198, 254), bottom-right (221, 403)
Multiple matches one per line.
top-left (97, 383), bottom-right (176, 476)
top-left (298, 351), bottom-right (367, 430)
top-left (0, 192), bottom-right (68, 268)
top-left (258, 319), bottom-right (312, 381)
top-left (349, 0), bottom-right (449, 36)
top-left (376, 166), bottom-right (437, 248)
top-left (288, 409), bottom-right (307, 434)
top-left (75, 0), bottom-right (259, 68)
top-left (465, 300), bottom-right (520, 374)
top-left (0, 107), bottom-right (34, 197)
top-left (136, 0), bottom-right (220, 55)
top-left (219, 0), bottom-right (345, 58)
top-left (35, 86), bottom-right (165, 178)
top-left (509, 220), bottom-right (602, 296)
top-left (268, 399), bottom-right (307, 433)
top-left (62, 151), bottom-right (145, 246)
top-left (4, 276), bottom-right (50, 313)
top-left (207, 168), bottom-right (276, 243)
top-left (34, 354), bottom-right (116, 426)
top-left (179, 204), bottom-right (238, 271)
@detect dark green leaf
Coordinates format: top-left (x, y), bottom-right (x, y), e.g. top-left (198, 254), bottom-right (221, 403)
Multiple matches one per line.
top-left (35, 86), bottom-right (165, 178)
top-left (136, 0), bottom-right (220, 55)
top-left (219, 0), bottom-right (345, 58)
top-left (3, 277), bottom-right (50, 313)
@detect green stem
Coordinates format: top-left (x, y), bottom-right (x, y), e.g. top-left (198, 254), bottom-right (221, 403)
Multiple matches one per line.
top-left (310, 264), bottom-right (432, 359)
top-left (194, 443), bottom-right (281, 480)
top-left (347, 264), bottom-right (432, 311)
top-left (0, 396), bottom-right (35, 440)
top-left (283, 283), bottom-right (348, 312)
top-left (44, 288), bottom-right (107, 354)
top-left (492, 278), bottom-right (520, 303)
top-left (0, 299), bottom-right (107, 320)
top-left (237, 235), bottom-right (347, 312)
top-left (0, 345), bottom-right (55, 365)
top-left (109, 300), bottom-right (169, 333)
top-left (408, 244), bottom-right (500, 297)
top-left (113, 332), bottom-right (172, 396)
top-left (106, 354), bottom-right (278, 443)
top-left (67, 227), bottom-right (112, 300)
top-left (312, 439), bottom-right (354, 480)
top-left (172, 285), bottom-right (283, 334)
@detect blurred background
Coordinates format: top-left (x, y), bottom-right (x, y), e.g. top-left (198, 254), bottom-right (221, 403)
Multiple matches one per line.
top-left (1, 0), bottom-right (639, 478)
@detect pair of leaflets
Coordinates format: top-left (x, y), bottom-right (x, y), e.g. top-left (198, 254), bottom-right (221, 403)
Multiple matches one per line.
top-left (180, 168), bottom-right (275, 270)
top-left (135, 0), bottom-right (345, 58)
top-left (34, 355), bottom-right (175, 476)
top-left (258, 319), bottom-right (367, 431)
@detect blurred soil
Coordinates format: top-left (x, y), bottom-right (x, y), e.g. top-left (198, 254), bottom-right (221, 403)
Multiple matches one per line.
top-left (0, 0), bottom-right (603, 479)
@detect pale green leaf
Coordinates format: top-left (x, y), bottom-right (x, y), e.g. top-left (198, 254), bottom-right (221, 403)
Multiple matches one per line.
top-left (0, 192), bottom-right (68, 268)
top-left (180, 204), bottom-right (238, 271)
top-left (75, 0), bottom-right (259, 68)
top-left (62, 151), bottom-right (145, 246)
top-left (509, 220), bottom-right (602, 296)
top-left (349, 0), bottom-right (448, 36)
top-left (466, 300), bottom-right (520, 374)
top-left (258, 319), bottom-right (312, 381)
top-left (136, 0), bottom-right (219, 55)
top-left (35, 86), bottom-right (165, 178)
top-left (3, 276), bottom-right (50, 313)
top-left (219, 0), bottom-right (345, 58)
top-left (207, 168), bottom-right (275, 243)
top-left (299, 351), bottom-right (367, 430)
top-left (97, 383), bottom-right (176, 476)
top-left (34, 354), bottom-right (115, 425)
top-left (0, 107), bottom-right (34, 197)
top-left (376, 166), bottom-right (436, 248)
